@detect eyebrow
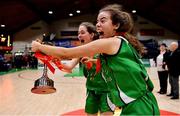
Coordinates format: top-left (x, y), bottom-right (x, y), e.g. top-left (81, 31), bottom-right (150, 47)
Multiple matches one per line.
top-left (100, 17), bottom-right (107, 20)
top-left (78, 30), bottom-right (85, 33)
top-left (97, 16), bottom-right (107, 22)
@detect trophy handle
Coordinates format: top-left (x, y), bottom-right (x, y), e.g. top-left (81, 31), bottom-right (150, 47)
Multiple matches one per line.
top-left (42, 63), bottom-right (48, 78)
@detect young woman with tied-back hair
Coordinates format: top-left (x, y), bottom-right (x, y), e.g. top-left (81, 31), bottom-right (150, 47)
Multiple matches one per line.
top-left (32, 4), bottom-right (160, 115)
top-left (58, 22), bottom-right (114, 116)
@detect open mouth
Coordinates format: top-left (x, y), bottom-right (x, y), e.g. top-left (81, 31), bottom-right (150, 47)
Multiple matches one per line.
top-left (98, 32), bottom-right (104, 35)
top-left (98, 32), bottom-right (104, 38)
top-left (80, 39), bottom-right (85, 43)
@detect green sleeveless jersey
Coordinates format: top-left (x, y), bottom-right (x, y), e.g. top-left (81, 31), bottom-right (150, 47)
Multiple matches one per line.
top-left (83, 54), bottom-right (108, 91)
top-left (100, 36), bottom-right (154, 107)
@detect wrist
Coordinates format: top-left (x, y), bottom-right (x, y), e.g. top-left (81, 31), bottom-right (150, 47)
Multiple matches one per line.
top-left (38, 43), bottom-right (43, 52)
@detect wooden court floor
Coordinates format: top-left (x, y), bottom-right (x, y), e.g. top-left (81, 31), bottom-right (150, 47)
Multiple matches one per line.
top-left (0, 67), bottom-right (179, 115)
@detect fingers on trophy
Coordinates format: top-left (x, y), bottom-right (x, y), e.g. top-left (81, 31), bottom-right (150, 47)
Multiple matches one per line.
top-left (31, 35), bottom-right (56, 94)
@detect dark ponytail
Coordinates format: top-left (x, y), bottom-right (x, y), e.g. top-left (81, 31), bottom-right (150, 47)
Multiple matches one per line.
top-left (99, 4), bottom-right (144, 55)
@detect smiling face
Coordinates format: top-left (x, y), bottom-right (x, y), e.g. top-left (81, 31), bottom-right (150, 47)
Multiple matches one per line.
top-left (78, 25), bottom-right (93, 44)
top-left (96, 11), bottom-right (118, 39)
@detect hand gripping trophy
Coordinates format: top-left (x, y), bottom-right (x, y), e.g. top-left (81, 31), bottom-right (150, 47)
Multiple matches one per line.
top-left (31, 34), bottom-right (57, 94)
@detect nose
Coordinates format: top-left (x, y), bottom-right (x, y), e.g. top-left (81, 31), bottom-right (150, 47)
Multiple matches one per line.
top-left (96, 22), bottom-right (100, 28)
top-left (96, 24), bottom-right (101, 32)
top-left (78, 34), bottom-right (81, 40)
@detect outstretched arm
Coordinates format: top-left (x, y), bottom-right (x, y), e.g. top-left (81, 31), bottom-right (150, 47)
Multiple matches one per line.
top-left (61, 58), bottom-right (80, 70)
top-left (31, 37), bottom-right (121, 59)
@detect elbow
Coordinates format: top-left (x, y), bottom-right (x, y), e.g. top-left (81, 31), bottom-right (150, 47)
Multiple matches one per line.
top-left (64, 66), bottom-right (73, 70)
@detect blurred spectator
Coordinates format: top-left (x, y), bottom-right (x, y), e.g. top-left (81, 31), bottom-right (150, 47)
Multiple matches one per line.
top-left (0, 54), bottom-right (12, 71)
top-left (0, 54), bottom-right (4, 71)
top-left (29, 55), bottom-right (38, 69)
top-left (14, 53), bottom-right (23, 69)
top-left (156, 43), bottom-right (169, 94)
top-left (166, 42), bottom-right (180, 99)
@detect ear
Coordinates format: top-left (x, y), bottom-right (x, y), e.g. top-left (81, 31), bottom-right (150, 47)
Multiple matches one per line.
top-left (114, 23), bottom-right (120, 30)
top-left (90, 33), bottom-right (94, 39)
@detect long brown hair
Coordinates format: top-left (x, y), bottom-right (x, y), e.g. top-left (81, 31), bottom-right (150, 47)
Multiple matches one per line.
top-left (99, 4), bottom-right (144, 55)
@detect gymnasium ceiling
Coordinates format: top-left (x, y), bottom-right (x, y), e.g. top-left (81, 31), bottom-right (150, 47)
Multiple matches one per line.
top-left (0, 0), bottom-right (180, 35)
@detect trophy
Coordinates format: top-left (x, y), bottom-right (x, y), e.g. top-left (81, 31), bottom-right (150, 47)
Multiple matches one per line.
top-left (31, 63), bottom-right (56, 94)
top-left (31, 34), bottom-right (56, 94)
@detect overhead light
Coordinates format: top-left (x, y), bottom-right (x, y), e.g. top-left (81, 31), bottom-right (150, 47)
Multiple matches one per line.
top-left (7, 35), bottom-right (10, 46)
top-left (69, 13), bottom-right (73, 16)
top-left (48, 11), bottom-right (53, 14)
top-left (1, 37), bottom-right (6, 42)
top-left (76, 10), bottom-right (80, 13)
top-left (0, 34), bottom-right (6, 42)
top-left (132, 10), bottom-right (136, 13)
top-left (1, 24), bottom-right (5, 27)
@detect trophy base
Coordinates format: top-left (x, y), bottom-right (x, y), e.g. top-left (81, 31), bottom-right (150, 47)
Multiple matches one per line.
top-left (31, 86), bottom-right (56, 94)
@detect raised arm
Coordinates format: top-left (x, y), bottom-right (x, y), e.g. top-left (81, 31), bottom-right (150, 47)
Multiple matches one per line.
top-left (61, 58), bottom-right (80, 70)
top-left (31, 37), bottom-right (121, 59)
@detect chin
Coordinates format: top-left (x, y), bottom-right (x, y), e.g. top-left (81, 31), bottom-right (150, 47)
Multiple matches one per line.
top-left (99, 35), bottom-right (104, 39)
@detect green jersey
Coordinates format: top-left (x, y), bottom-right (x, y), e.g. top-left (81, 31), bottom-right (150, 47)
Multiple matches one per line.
top-left (100, 36), bottom-right (154, 107)
top-left (83, 54), bottom-right (108, 91)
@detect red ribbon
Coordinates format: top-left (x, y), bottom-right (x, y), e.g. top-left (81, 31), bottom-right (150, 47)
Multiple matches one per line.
top-left (34, 52), bottom-right (72, 74)
top-left (95, 58), bottom-right (101, 73)
top-left (52, 59), bottom-right (72, 73)
top-left (84, 58), bottom-right (101, 74)
top-left (85, 62), bottom-right (93, 70)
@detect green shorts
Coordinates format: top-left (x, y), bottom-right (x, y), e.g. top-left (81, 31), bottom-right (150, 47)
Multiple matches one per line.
top-left (85, 90), bottom-right (114, 114)
top-left (121, 91), bottom-right (160, 115)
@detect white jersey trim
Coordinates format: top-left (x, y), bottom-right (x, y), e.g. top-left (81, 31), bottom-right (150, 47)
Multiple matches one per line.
top-left (116, 83), bottom-right (136, 104)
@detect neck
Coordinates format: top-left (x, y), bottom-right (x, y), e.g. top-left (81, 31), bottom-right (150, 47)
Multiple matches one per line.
top-left (114, 32), bottom-right (126, 36)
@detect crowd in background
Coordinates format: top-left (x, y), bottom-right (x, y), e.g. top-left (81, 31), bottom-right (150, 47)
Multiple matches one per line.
top-left (155, 42), bottom-right (180, 99)
top-left (0, 52), bottom-right (38, 72)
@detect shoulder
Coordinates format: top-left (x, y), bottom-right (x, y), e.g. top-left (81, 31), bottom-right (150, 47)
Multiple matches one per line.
top-left (109, 37), bottom-right (122, 55)
top-left (164, 51), bottom-right (169, 55)
top-left (177, 50), bottom-right (180, 56)
top-left (173, 49), bottom-right (180, 55)
top-left (177, 49), bottom-right (180, 53)
top-left (99, 37), bottom-right (122, 54)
